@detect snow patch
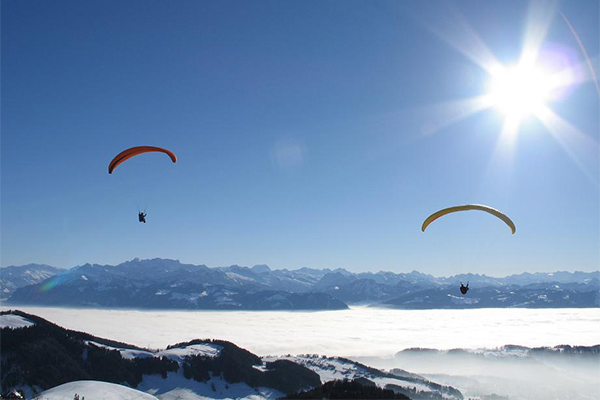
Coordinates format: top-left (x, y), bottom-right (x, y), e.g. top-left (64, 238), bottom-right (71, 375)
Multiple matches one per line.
top-left (138, 369), bottom-right (282, 400)
top-left (252, 364), bottom-right (269, 372)
top-left (86, 341), bottom-right (154, 360)
top-left (265, 355), bottom-right (455, 399)
top-left (225, 272), bottom-right (257, 282)
top-left (170, 293), bottom-right (202, 303)
top-left (447, 294), bottom-right (479, 305)
top-left (158, 344), bottom-right (222, 363)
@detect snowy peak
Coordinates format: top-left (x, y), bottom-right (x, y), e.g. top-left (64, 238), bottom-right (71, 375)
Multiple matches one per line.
top-left (0, 264), bottom-right (62, 299)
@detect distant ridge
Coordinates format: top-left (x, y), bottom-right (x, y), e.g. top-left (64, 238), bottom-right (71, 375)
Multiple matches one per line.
top-left (4, 258), bottom-right (598, 309)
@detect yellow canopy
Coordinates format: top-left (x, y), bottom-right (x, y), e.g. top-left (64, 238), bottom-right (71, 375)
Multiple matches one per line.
top-left (422, 204), bottom-right (516, 234)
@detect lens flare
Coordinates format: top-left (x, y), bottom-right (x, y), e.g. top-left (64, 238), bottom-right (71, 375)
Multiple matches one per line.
top-left (41, 275), bottom-right (67, 292)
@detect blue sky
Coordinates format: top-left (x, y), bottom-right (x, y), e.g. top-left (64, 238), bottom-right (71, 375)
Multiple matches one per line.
top-left (2, 0), bottom-right (598, 275)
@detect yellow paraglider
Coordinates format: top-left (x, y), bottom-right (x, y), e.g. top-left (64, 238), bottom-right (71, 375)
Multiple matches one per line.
top-left (422, 204), bottom-right (516, 234)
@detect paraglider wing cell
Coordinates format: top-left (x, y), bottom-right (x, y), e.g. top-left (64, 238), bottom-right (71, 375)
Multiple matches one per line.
top-left (421, 204), bottom-right (516, 234)
top-left (108, 146), bottom-right (177, 174)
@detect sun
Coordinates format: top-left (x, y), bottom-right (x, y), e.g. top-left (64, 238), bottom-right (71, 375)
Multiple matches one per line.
top-left (487, 63), bottom-right (558, 121)
top-left (410, 5), bottom-right (597, 182)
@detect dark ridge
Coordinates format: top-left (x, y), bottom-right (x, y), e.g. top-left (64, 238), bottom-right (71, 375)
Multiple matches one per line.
top-left (0, 310), bottom-right (177, 394)
top-left (0, 310), bottom-right (321, 396)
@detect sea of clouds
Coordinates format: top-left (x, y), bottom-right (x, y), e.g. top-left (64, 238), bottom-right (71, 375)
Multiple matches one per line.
top-left (2, 306), bottom-right (598, 357)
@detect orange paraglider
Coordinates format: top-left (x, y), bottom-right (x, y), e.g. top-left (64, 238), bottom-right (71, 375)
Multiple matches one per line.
top-left (108, 146), bottom-right (177, 174)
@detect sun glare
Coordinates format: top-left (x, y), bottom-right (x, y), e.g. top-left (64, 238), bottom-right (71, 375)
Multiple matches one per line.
top-left (488, 64), bottom-right (557, 120)
top-left (411, 4), bottom-right (596, 183)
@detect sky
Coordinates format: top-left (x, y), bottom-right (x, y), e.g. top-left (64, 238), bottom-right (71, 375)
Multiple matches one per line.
top-left (1, 0), bottom-right (598, 275)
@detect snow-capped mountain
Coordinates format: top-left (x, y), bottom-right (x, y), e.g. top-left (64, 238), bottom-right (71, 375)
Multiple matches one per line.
top-left (0, 264), bottom-right (62, 300)
top-left (7, 259), bottom-right (347, 310)
top-left (4, 258), bottom-right (598, 309)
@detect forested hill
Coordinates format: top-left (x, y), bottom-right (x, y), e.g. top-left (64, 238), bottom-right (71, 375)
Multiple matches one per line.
top-left (0, 310), bottom-right (320, 398)
top-left (0, 310), bottom-right (463, 400)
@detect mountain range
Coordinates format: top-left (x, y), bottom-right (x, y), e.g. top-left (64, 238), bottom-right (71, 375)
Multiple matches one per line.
top-left (2, 258), bottom-right (598, 310)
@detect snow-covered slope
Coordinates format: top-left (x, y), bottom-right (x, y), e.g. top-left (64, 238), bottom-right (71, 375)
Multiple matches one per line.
top-left (35, 376), bottom-right (282, 400)
top-left (0, 314), bottom-right (35, 329)
top-left (87, 341), bottom-right (223, 361)
top-left (34, 380), bottom-right (158, 400)
top-left (138, 370), bottom-right (284, 400)
top-left (81, 341), bottom-right (286, 399)
top-left (264, 355), bottom-right (463, 400)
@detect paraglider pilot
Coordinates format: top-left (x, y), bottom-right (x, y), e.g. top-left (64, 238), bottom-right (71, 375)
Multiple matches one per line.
top-left (138, 212), bottom-right (147, 223)
top-left (460, 282), bottom-right (469, 295)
